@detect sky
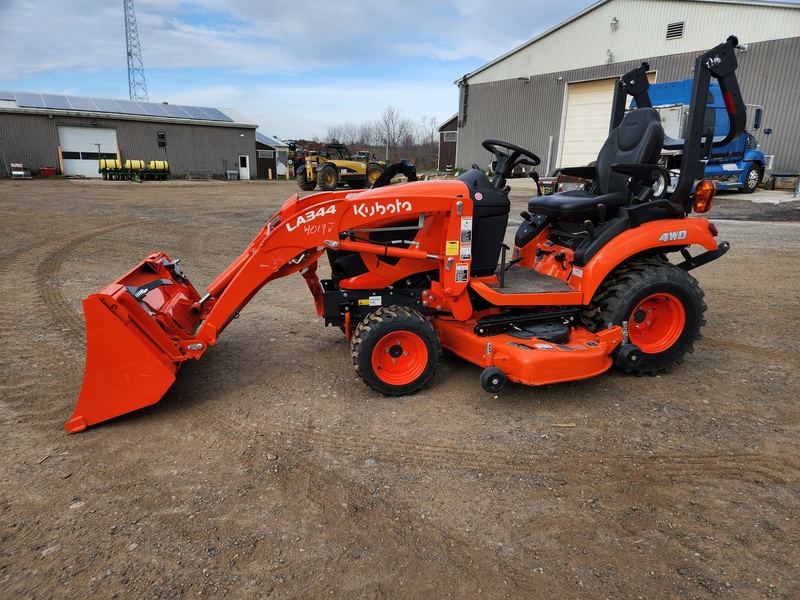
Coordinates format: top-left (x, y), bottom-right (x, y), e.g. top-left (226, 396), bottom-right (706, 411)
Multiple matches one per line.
top-left (0, 0), bottom-right (606, 140)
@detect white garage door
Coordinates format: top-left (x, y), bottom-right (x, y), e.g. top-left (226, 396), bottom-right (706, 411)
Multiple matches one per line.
top-left (559, 78), bottom-right (618, 168)
top-left (559, 73), bottom-right (656, 168)
top-left (58, 126), bottom-right (118, 178)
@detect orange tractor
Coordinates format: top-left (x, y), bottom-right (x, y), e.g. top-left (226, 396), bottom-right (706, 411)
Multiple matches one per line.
top-left (66, 38), bottom-right (746, 433)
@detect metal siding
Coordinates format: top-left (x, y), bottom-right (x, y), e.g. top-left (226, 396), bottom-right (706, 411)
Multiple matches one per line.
top-left (457, 37), bottom-right (800, 175)
top-left (0, 114), bottom-right (61, 175)
top-left (735, 37), bottom-right (800, 175)
top-left (469, 0), bottom-right (800, 84)
top-left (0, 112), bottom-right (257, 178)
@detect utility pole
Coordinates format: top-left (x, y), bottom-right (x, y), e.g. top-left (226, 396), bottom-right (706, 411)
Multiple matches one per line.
top-left (123, 0), bottom-right (148, 101)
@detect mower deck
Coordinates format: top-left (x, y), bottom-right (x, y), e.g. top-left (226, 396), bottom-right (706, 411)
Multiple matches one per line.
top-left (434, 317), bottom-right (623, 387)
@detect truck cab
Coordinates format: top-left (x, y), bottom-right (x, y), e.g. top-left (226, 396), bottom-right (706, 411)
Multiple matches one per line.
top-left (643, 79), bottom-right (769, 194)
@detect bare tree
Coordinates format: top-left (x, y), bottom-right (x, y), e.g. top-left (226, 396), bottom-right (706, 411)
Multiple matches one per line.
top-left (317, 107), bottom-right (442, 169)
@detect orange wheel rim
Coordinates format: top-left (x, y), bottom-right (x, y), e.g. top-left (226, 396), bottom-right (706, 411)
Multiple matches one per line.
top-left (628, 293), bottom-right (685, 353)
top-left (371, 331), bottom-right (428, 385)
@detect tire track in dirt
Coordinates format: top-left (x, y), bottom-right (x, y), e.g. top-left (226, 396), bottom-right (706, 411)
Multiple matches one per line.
top-left (157, 385), bottom-right (792, 488)
top-left (602, 453), bottom-right (793, 486)
top-left (34, 221), bottom-right (142, 341)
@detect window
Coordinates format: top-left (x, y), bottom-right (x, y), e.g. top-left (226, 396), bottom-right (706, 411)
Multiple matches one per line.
top-left (443, 131), bottom-right (457, 143)
top-left (666, 21), bottom-right (684, 40)
top-left (257, 150), bottom-right (274, 159)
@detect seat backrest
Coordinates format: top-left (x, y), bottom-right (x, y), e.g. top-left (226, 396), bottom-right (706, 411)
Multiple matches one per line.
top-left (594, 108), bottom-right (664, 195)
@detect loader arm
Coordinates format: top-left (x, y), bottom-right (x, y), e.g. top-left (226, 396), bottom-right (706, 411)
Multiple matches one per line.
top-left (67, 182), bottom-right (473, 432)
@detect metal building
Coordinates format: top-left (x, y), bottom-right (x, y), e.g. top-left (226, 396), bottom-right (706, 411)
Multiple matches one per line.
top-left (455, 0), bottom-right (800, 175)
top-left (255, 132), bottom-right (290, 180)
top-left (0, 90), bottom-right (257, 178)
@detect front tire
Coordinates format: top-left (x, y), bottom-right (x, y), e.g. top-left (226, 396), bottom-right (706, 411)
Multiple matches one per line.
top-left (296, 168), bottom-right (316, 191)
top-left (366, 164), bottom-right (384, 186)
top-left (583, 259), bottom-right (706, 375)
top-left (739, 163), bottom-right (761, 194)
top-left (317, 166), bottom-right (338, 191)
top-left (351, 306), bottom-right (441, 395)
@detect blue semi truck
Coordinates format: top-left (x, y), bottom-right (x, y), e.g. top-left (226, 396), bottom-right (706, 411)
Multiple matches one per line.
top-left (645, 79), bottom-right (770, 194)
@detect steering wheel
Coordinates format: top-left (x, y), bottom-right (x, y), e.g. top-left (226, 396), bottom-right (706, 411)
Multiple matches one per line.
top-left (482, 139), bottom-right (541, 180)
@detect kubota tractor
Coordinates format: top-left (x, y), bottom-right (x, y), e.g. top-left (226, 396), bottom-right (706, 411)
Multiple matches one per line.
top-left (296, 143), bottom-right (387, 191)
top-left (66, 37), bottom-right (747, 433)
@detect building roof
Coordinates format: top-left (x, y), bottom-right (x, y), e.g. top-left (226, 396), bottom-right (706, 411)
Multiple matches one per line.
top-left (459, 0), bottom-right (800, 84)
top-left (255, 132), bottom-right (289, 147)
top-left (0, 89), bottom-right (257, 127)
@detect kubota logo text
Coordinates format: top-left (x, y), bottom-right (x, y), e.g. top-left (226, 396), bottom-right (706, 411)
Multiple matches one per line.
top-left (286, 205), bottom-right (337, 232)
top-left (353, 199), bottom-right (413, 218)
top-left (659, 230), bottom-right (687, 242)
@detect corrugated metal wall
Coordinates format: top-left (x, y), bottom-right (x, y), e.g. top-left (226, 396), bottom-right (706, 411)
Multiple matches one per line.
top-left (0, 115), bottom-right (61, 175)
top-left (0, 112), bottom-right (257, 177)
top-left (469, 0), bottom-right (800, 84)
top-left (456, 37), bottom-right (800, 175)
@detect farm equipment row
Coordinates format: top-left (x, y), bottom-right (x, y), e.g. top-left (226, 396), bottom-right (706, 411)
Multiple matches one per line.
top-left (99, 158), bottom-right (170, 181)
top-left (67, 37), bottom-right (747, 433)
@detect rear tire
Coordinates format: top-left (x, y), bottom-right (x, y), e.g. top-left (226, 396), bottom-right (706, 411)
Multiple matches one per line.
top-left (351, 306), bottom-right (441, 396)
top-left (583, 259), bottom-right (706, 375)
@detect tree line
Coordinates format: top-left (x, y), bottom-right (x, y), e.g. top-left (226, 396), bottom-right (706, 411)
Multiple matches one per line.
top-left (285, 107), bottom-right (441, 170)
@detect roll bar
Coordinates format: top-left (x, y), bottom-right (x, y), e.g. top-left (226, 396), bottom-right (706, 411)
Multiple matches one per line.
top-left (608, 36), bottom-right (748, 211)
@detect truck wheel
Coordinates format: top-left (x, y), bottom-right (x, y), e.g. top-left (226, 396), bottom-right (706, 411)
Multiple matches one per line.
top-left (583, 259), bottom-right (706, 375)
top-left (366, 164), bottom-right (384, 186)
top-left (739, 163), bottom-right (761, 194)
top-left (317, 166), bottom-right (338, 191)
top-left (351, 306), bottom-right (441, 396)
top-left (296, 168), bottom-right (316, 191)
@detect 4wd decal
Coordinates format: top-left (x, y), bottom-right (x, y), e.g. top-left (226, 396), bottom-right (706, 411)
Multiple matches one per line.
top-left (353, 199), bottom-right (413, 218)
top-left (286, 205), bottom-right (337, 232)
top-left (659, 230), bottom-right (688, 242)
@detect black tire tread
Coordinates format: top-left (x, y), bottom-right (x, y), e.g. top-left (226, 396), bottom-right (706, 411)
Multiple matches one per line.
top-left (351, 306), bottom-right (440, 396)
top-left (582, 258), bottom-right (707, 376)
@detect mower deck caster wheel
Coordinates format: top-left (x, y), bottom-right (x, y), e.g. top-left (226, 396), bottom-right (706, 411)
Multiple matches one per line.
top-left (616, 344), bottom-right (642, 370)
top-left (480, 367), bottom-right (507, 393)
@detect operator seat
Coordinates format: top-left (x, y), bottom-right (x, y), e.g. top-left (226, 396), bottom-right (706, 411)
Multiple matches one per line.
top-left (529, 107), bottom-right (664, 220)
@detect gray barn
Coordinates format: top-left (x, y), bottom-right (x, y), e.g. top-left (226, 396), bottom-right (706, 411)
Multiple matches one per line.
top-left (455, 0), bottom-right (800, 177)
top-left (0, 91), bottom-right (257, 179)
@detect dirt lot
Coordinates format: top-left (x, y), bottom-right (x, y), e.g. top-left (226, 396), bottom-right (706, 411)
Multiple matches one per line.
top-left (1, 177), bottom-right (798, 599)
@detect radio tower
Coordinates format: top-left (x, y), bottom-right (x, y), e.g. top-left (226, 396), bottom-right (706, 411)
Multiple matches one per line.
top-left (123, 0), bottom-right (149, 101)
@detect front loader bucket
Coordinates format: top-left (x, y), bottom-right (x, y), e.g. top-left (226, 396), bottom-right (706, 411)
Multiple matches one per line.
top-left (66, 252), bottom-right (207, 433)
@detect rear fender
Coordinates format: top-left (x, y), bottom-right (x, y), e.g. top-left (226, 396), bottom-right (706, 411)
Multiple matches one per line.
top-left (572, 217), bottom-right (720, 301)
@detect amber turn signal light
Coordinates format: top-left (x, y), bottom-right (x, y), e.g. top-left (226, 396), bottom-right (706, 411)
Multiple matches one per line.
top-left (693, 180), bottom-right (717, 213)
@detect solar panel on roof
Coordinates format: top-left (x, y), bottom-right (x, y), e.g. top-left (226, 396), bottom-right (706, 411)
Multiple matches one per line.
top-left (140, 102), bottom-right (170, 117)
top-left (41, 94), bottom-right (72, 109)
top-left (92, 98), bottom-right (123, 113)
top-left (15, 92), bottom-right (47, 108)
top-left (6, 89), bottom-right (241, 123)
top-left (162, 104), bottom-right (192, 118)
top-left (199, 107), bottom-right (232, 122)
top-left (180, 105), bottom-right (210, 119)
top-left (115, 100), bottom-right (149, 115)
top-left (68, 96), bottom-right (98, 111)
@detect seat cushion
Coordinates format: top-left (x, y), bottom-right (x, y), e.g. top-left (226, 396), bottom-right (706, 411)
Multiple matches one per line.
top-left (528, 190), bottom-right (629, 220)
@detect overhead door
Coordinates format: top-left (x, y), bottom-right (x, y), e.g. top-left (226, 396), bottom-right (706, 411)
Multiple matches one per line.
top-left (559, 78), bottom-right (618, 168)
top-left (559, 73), bottom-right (656, 168)
top-left (58, 126), bottom-right (118, 178)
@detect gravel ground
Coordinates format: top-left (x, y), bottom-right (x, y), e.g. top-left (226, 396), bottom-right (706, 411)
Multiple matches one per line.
top-left (1, 177), bottom-right (798, 599)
